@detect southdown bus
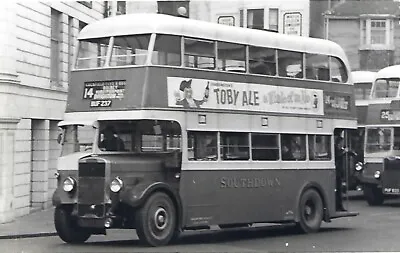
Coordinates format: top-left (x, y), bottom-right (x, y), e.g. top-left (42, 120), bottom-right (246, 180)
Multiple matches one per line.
top-left (52, 13), bottom-right (358, 246)
top-left (358, 65), bottom-right (400, 205)
top-left (347, 71), bottom-right (376, 191)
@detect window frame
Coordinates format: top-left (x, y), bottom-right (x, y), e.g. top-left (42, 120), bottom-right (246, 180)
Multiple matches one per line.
top-left (360, 18), bottom-right (394, 49)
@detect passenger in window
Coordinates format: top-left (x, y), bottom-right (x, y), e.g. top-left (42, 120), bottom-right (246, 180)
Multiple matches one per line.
top-left (174, 79), bottom-right (208, 108)
top-left (291, 136), bottom-right (305, 160)
top-left (334, 136), bottom-right (357, 211)
top-left (99, 126), bottom-right (125, 151)
top-left (250, 58), bottom-right (275, 75)
top-left (281, 144), bottom-right (294, 160)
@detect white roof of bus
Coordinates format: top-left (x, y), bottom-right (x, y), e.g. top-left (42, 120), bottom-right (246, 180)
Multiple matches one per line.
top-left (78, 13), bottom-right (348, 60)
top-left (351, 71), bottom-right (376, 83)
top-left (375, 65), bottom-right (400, 79)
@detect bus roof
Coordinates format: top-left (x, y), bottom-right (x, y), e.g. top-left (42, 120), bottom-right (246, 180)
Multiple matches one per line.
top-left (351, 71), bottom-right (376, 83)
top-left (375, 65), bottom-right (400, 79)
top-left (78, 13), bottom-right (348, 59)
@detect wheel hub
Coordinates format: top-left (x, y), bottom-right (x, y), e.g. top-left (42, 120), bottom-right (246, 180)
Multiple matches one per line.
top-left (154, 207), bottom-right (168, 230)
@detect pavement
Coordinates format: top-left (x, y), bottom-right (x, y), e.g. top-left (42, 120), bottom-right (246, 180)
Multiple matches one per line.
top-left (0, 207), bottom-right (57, 239)
top-left (0, 190), bottom-right (364, 240)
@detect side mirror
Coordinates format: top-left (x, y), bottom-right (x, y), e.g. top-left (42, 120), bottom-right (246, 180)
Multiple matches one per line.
top-left (57, 133), bottom-right (63, 144)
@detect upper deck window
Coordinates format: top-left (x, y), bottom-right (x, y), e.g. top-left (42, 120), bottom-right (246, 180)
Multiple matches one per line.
top-left (277, 50), bottom-right (303, 78)
top-left (372, 79), bottom-right (400, 98)
top-left (249, 46), bottom-right (276, 76)
top-left (330, 56), bottom-right (348, 83)
top-left (217, 42), bottom-right (246, 73)
top-left (75, 38), bottom-right (109, 69)
top-left (151, 35), bottom-right (181, 66)
top-left (184, 38), bottom-right (216, 69)
top-left (110, 34), bottom-right (151, 67)
top-left (305, 54), bottom-right (330, 81)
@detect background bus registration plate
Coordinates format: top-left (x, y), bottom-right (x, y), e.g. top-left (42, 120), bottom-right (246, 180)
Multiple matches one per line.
top-left (384, 188), bottom-right (400, 194)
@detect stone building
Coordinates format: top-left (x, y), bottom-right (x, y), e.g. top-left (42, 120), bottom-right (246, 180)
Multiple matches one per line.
top-left (0, 1), bottom-right (105, 223)
top-left (0, 0), bottom-right (311, 223)
top-left (128, 0), bottom-right (310, 36)
top-left (324, 0), bottom-right (400, 71)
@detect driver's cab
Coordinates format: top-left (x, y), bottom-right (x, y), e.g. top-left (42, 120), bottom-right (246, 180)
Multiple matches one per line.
top-left (57, 119), bottom-right (182, 172)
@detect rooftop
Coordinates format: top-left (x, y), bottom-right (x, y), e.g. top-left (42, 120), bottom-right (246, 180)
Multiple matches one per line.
top-left (325, 0), bottom-right (400, 17)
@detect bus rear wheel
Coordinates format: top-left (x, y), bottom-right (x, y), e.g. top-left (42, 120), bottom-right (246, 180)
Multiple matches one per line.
top-left (364, 184), bottom-right (384, 206)
top-left (54, 206), bottom-right (91, 244)
top-left (135, 192), bottom-right (177, 247)
top-left (296, 188), bottom-right (323, 233)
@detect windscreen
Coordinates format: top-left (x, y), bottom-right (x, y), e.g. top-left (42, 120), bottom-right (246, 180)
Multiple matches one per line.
top-left (110, 34), bottom-right (151, 67)
top-left (75, 38), bottom-right (109, 69)
top-left (61, 124), bottom-right (96, 156)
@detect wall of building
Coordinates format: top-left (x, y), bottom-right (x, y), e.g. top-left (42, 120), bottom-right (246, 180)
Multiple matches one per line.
top-left (327, 19), bottom-right (361, 70)
top-left (0, 1), bottom-right (104, 223)
top-left (128, 0), bottom-right (310, 36)
top-left (327, 17), bottom-right (400, 71)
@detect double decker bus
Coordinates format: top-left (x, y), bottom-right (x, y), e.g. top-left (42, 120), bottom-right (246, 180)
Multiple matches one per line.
top-left (347, 71), bottom-right (376, 191)
top-left (358, 65), bottom-right (400, 205)
top-left (52, 13), bottom-right (358, 246)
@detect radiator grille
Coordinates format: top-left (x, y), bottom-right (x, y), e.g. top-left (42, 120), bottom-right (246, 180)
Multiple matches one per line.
top-left (78, 160), bottom-right (106, 217)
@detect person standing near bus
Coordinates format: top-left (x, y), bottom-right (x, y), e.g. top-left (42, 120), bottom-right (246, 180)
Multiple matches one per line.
top-left (335, 136), bottom-right (357, 211)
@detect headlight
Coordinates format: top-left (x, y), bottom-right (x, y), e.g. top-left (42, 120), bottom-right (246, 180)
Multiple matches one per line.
top-left (63, 177), bottom-right (76, 192)
top-left (374, 171), bottom-right (381, 179)
top-left (110, 177), bottom-right (123, 193)
top-left (355, 162), bottom-right (363, 171)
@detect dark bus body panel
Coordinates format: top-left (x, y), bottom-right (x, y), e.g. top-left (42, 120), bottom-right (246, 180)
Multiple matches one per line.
top-left (67, 66), bottom-right (357, 121)
top-left (53, 153), bottom-right (337, 230)
top-left (180, 168), bottom-right (336, 227)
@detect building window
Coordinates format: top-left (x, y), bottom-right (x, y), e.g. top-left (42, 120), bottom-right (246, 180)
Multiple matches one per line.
top-left (239, 9), bottom-right (244, 27)
top-left (117, 1), bottom-right (126, 15)
top-left (247, 9), bottom-right (264, 30)
top-left (360, 18), bottom-right (393, 48)
top-left (50, 9), bottom-right (61, 86)
top-left (78, 1), bottom-right (92, 8)
top-left (157, 1), bottom-right (190, 17)
top-left (269, 8), bottom-right (279, 32)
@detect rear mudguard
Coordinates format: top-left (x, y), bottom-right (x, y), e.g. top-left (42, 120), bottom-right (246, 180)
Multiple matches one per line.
top-left (294, 182), bottom-right (330, 222)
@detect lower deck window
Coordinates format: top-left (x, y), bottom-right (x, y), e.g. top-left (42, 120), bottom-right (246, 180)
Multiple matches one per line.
top-left (281, 134), bottom-right (306, 161)
top-left (220, 132), bottom-right (249, 160)
top-left (187, 131), bottom-right (217, 161)
top-left (251, 133), bottom-right (279, 160)
top-left (308, 135), bottom-right (331, 160)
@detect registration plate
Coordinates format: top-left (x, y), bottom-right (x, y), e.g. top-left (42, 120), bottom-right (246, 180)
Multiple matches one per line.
top-left (383, 188), bottom-right (400, 194)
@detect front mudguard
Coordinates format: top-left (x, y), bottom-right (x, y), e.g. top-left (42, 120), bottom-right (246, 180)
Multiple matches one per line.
top-left (119, 182), bottom-right (180, 208)
top-left (119, 181), bottom-right (183, 229)
top-left (52, 188), bottom-right (77, 207)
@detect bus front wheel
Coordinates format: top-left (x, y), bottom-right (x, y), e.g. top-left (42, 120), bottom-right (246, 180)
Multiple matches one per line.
top-left (135, 192), bottom-right (177, 247)
top-left (54, 206), bottom-right (91, 244)
top-left (364, 184), bottom-right (384, 206)
top-left (296, 188), bottom-right (323, 233)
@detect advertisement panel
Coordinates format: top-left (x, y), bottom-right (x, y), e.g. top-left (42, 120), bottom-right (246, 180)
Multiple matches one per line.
top-left (167, 77), bottom-right (324, 115)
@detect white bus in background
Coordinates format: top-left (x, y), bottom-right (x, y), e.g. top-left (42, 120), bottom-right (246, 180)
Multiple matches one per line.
top-left (348, 71), bottom-right (376, 191)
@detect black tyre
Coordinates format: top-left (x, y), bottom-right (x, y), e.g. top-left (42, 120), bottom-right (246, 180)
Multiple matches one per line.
top-left (135, 192), bottom-right (177, 247)
top-left (364, 184), bottom-right (384, 206)
top-left (54, 206), bottom-right (91, 244)
top-left (296, 188), bottom-right (323, 233)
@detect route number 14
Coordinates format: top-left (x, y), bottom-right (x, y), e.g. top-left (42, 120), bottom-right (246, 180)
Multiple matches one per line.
top-left (83, 88), bottom-right (94, 99)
